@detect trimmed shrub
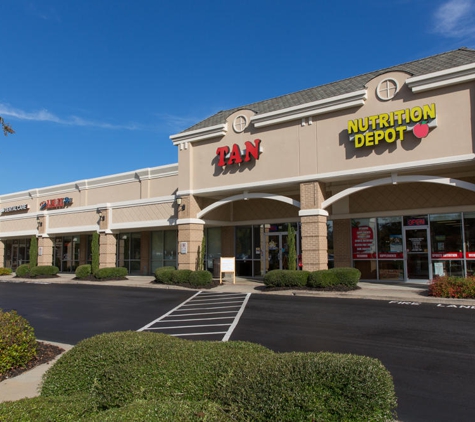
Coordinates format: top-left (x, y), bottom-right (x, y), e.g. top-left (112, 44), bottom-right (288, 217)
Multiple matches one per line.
top-left (308, 269), bottom-right (340, 288)
top-left (428, 276), bottom-right (475, 298)
top-left (189, 270), bottom-right (213, 287)
top-left (0, 267), bottom-right (12, 276)
top-left (0, 309), bottom-right (37, 374)
top-left (15, 263), bottom-right (31, 277)
top-left (329, 267), bottom-right (361, 287)
top-left (94, 267), bottom-right (128, 280)
top-left (91, 232), bottom-right (99, 274)
top-left (30, 236), bottom-right (38, 268)
top-left (155, 268), bottom-right (175, 284)
top-left (75, 264), bottom-right (92, 279)
top-left (263, 269), bottom-right (310, 288)
top-left (213, 351), bottom-right (397, 422)
top-left (29, 266), bottom-right (59, 277)
top-left (40, 331), bottom-right (397, 421)
top-left (171, 269), bottom-right (193, 284)
top-left (0, 394), bottom-right (97, 421)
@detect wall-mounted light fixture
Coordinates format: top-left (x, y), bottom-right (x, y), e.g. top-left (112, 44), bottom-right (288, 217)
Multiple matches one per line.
top-left (97, 209), bottom-right (105, 221)
top-left (176, 197), bottom-right (185, 211)
top-left (36, 216), bottom-right (43, 228)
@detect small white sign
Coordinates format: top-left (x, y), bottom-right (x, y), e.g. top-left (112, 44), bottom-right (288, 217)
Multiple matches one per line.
top-left (219, 257), bottom-right (236, 284)
top-left (180, 242), bottom-right (188, 254)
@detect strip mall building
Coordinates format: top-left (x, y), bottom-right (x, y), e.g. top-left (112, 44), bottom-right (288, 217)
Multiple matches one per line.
top-left (2, 48), bottom-right (475, 282)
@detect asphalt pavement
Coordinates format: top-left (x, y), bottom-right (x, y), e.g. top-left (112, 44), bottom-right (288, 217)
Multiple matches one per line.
top-left (1, 273), bottom-right (473, 404)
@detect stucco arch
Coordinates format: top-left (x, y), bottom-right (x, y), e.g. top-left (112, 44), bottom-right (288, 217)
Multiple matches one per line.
top-left (322, 175), bottom-right (475, 210)
top-left (197, 192), bottom-right (301, 219)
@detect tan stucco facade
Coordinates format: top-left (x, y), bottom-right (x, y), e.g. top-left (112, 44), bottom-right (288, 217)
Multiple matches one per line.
top-left (2, 49), bottom-right (475, 281)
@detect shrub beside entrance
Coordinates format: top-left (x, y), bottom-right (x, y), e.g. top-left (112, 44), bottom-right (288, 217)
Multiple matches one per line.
top-left (264, 267), bottom-right (361, 290)
top-left (428, 276), bottom-right (475, 298)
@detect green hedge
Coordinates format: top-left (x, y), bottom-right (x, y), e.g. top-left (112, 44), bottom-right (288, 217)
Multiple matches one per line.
top-left (154, 268), bottom-right (175, 284)
top-left (0, 267), bottom-right (12, 276)
top-left (263, 269), bottom-right (310, 287)
top-left (308, 269), bottom-right (340, 288)
top-left (15, 263), bottom-right (31, 277)
top-left (39, 331), bottom-right (397, 421)
top-left (189, 270), bottom-right (213, 286)
top-left (171, 269), bottom-right (193, 284)
top-left (94, 267), bottom-right (128, 279)
top-left (29, 266), bottom-right (59, 277)
top-left (75, 264), bottom-right (92, 279)
top-left (428, 276), bottom-right (475, 298)
top-left (0, 309), bottom-right (37, 374)
top-left (330, 267), bottom-right (361, 287)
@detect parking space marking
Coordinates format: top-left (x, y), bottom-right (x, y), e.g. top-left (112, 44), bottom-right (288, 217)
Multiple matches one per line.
top-left (137, 291), bottom-right (251, 341)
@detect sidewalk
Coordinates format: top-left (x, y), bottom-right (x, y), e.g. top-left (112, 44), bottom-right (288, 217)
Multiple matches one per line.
top-left (1, 274), bottom-right (474, 403)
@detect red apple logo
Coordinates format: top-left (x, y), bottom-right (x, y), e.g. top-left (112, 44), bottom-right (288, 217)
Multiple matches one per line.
top-left (413, 121), bottom-right (429, 139)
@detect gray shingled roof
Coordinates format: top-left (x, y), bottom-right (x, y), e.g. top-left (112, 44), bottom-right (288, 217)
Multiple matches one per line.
top-left (181, 47), bottom-right (475, 133)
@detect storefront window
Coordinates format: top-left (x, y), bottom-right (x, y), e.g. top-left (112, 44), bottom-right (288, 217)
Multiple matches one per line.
top-left (117, 232), bottom-right (142, 275)
top-left (3, 238), bottom-right (30, 270)
top-left (206, 227), bottom-right (221, 273)
top-left (430, 213), bottom-right (462, 257)
top-left (151, 230), bottom-right (177, 273)
top-left (464, 212), bottom-right (475, 260)
top-left (352, 218), bottom-right (377, 259)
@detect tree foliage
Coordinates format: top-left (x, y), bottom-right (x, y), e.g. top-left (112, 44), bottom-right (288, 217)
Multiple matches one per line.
top-left (0, 116), bottom-right (14, 136)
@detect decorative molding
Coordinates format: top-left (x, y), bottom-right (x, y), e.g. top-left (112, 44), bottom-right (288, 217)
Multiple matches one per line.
top-left (47, 225), bottom-right (99, 235)
top-left (299, 209), bottom-right (329, 217)
top-left (170, 123), bottom-right (228, 145)
top-left (110, 219), bottom-right (176, 230)
top-left (251, 90), bottom-right (367, 128)
top-left (176, 218), bottom-right (205, 225)
top-left (406, 62), bottom-right (475, 93)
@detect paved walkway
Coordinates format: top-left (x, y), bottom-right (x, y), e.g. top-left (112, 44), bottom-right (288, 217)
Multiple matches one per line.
top-left (1, 273), bottom-right (473, 403)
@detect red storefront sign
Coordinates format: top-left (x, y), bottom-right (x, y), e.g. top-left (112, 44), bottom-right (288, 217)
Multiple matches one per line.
top-left (378, 253), bottom-right (404, 259)
top-left (466, 252), bottom-right (475, 259)
top-left (352, 225), bottom-right (376, 259)
top-left (216, 139), bottom-right (261, 167)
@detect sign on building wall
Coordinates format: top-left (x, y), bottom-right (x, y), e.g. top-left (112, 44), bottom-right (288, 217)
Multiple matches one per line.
top-left (348, 103), bottom-right (436, 149)
top-left (0, 204), bottom-right (29, 214)
top-left (216, 139), bottom-right (261, 167)
top-left (39, 197), bottom-right (73, 210)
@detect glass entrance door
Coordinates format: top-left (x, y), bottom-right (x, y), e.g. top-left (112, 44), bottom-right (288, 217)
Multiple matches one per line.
top-left (405, 227), bottom-right (430, 279)
top-left (265, 233), bottom-right (289, 272)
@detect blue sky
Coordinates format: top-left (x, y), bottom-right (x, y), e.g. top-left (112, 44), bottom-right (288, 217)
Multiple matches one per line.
top-left (1, 0), bottom-right (475, 195)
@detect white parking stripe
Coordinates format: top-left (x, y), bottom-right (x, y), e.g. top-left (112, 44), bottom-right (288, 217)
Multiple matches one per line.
top-left (138, 291), bottom-right (251, 340)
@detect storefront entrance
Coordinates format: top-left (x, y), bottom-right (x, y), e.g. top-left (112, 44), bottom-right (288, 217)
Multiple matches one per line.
top-left (265, 232), bottom-right (289, 271)
top-left (404, 227), bottom-right (429, 280)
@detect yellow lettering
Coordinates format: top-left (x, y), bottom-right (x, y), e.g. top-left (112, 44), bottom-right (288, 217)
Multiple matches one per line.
top-left (385, 128), bottom-right (397, 143)
top-left (379, 113), bottom-right (389, 128)
top-left (348, 119), bottom-right (358, 134)
top-left (358, 117), bottom-right (369, 132)
top-left (355, 134), bottom-right (365, 148)
top-left (423, 103), bottom-right (436, 120)
top-left (369, 115), bottom-right (378, 130)
top-left (374, 130), bottom-right (384, 145)
top-left (405, 108), bottom-right (410, 123)
top-left (410, 106), bottom-right (422, 122)
top-left (396, 126), bottom-right (406, 140)
top-left (394, 110), bottom-right (404, 125)
top-left (365, 131), bottom-right (374, 146)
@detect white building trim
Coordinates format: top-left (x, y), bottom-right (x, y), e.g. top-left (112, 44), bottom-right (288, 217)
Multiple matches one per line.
top-left (170, 123), bottom-right (228, 145)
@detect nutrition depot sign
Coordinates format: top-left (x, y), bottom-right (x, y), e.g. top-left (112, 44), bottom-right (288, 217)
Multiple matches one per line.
top-left (348, 103), bottom-right (436, 148)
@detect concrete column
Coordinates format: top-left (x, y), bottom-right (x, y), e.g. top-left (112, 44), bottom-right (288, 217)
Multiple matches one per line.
top-left (299, 181), bottom-right (328, 271)
top-left (333, 219), bottom-right (352, 267)
top-left (37, 236), bottom-right (53, 266)
top-left (0, 241), bottom-right (5, 267)
top-left (178, 223), bottom-right (204, 270)
top-left (99, 232), bottom-right (116, 269)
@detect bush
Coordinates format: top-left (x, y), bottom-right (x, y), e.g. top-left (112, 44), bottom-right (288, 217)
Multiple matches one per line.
top-left (40, 331), bottom-right (397, 421)
top-left (94, 267), bottom-right (128, 280)
top-left (0, 309), bottom-right (37, 374)
top-left (15, 263), bottom-right (31, 277)
top-left (29, 266), bottom-right (59, 277)
top-left (263, 269), bottom-right (310, 288)
top-left (0, 267), bottom-right (12, 276)
top-left (154, 268), bottom-right (175, 284)
top-left (75, 264), bottom-right (92, 279)
top-left (171, 269), bottom-right (193, 284)
top-left (329, 267), bottom-right (361, 287)
top-left (308, 269), bottom-right (340, 288)
top-left (0, 394), bottom-right (97, 421)
top-left (214, 352), bottom-right (397, 421)
top-left (428, 276), bottom-right (475, 298)
top-left (189, 270), bottom-right (213, 286)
